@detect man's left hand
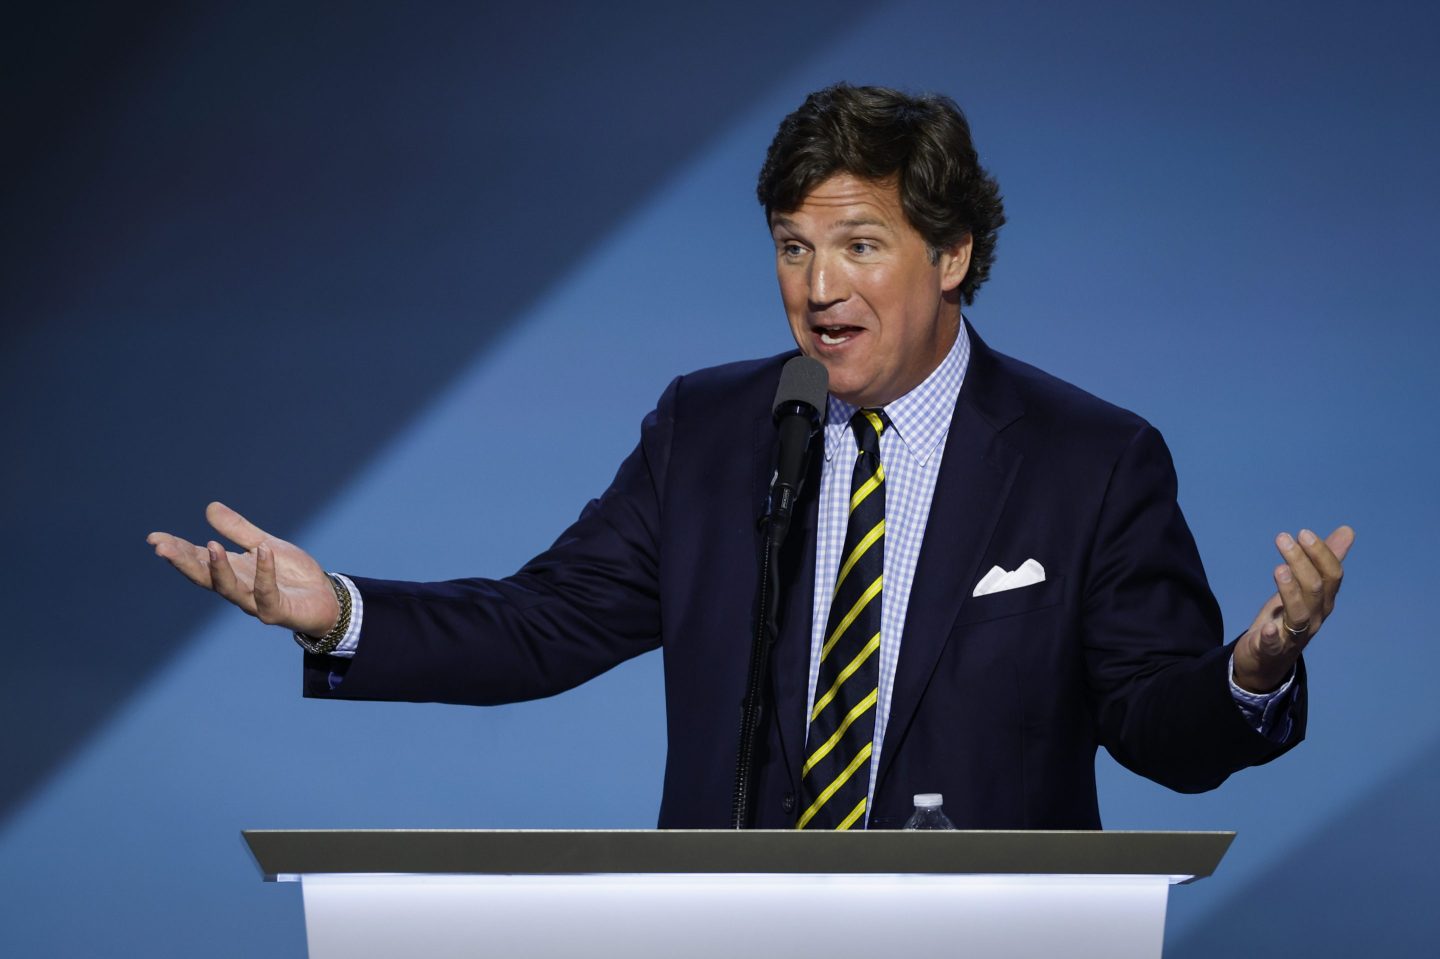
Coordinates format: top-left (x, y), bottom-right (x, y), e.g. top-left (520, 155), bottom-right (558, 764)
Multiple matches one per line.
top-left (1233, 525), bottom-right (1355, 693)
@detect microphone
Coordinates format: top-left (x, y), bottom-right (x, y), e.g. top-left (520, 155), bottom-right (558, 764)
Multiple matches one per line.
top-left (766, 355), bottom-right (827, 547)
top-left (734, 354), bottom-right (827, 828)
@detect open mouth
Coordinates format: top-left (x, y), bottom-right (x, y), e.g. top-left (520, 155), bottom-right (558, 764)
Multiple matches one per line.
top-left (814, 325), bottom-right (863, 345)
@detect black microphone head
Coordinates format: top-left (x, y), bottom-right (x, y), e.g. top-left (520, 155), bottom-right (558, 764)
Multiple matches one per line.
top-left (772, 355), bottom-right (828, 420)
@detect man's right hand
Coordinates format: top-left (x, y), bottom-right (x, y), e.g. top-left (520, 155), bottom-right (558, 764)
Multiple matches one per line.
top-left (147, 502), bottom-right (340, 636)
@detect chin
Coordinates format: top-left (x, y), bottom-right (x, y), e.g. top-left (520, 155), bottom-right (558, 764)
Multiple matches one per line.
top-left (813, 359), bottom-right (877, 406)
top-left (828, 385), bottom-right (870, 407)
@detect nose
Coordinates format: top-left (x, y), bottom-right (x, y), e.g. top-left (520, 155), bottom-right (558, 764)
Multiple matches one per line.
top-left (809, 251), bottom-right (848, 309)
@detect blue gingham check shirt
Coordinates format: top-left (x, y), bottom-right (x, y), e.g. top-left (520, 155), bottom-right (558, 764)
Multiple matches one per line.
top-left (804, 321), bottom-right (970, 815)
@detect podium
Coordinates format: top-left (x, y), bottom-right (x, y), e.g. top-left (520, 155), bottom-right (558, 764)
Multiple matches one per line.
top-left (243, 829), bottom-right (1232, 958)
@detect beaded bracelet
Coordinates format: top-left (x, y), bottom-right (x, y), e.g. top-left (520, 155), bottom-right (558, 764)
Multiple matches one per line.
top-left (293, 573), bottom-right (352, 655)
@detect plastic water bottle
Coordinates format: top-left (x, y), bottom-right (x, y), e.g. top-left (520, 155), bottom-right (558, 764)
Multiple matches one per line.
top-left (903, 793), bottom-right (956, 829)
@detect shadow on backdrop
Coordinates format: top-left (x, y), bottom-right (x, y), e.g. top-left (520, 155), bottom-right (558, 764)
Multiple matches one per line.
top-left (1171, 734), bottom-right (1440, 958)
top-left (0, 0), bottom-right (869, 824)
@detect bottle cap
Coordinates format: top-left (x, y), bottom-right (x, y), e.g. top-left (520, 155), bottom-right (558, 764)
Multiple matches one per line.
top-left (913, 793), bottom-right (943, 808)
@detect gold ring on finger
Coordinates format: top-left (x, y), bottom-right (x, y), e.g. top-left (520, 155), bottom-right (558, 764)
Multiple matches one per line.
top-left (1282, 618), bottom-right (1311, 638)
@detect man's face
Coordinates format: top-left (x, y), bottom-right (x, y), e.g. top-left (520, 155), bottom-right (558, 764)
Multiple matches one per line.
top-left (770, 174), bottom-right (971, 408)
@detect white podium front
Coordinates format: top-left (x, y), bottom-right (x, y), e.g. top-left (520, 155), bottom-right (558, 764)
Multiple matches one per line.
top-left (243, 829), bottom-right (1233, 959)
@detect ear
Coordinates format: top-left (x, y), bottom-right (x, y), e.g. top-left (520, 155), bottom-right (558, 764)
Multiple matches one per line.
top-left (937, 234), bottom-right (973, 293)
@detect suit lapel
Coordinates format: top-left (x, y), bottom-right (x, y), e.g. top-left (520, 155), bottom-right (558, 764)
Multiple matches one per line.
top-left (875, 332), bottom-right (1025, 795)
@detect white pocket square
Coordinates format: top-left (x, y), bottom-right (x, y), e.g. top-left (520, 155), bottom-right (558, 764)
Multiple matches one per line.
top-left (972, 559), bottom-right (1046, 597)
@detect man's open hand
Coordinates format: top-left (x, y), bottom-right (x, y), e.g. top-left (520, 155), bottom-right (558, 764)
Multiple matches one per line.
top-left (147, 502), bottom-right (339, 636)
top-left (1233, 525), bottom-right (1355, 693)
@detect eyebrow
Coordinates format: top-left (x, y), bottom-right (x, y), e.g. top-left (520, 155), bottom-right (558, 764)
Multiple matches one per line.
top-left (769, 215), bottom-right (893, 233)
top-left (833, 217), bottom-right (890, 230)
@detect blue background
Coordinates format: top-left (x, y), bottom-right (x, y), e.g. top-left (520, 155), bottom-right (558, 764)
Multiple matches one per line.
top-left (2, 1), bottom-right (1436, 954)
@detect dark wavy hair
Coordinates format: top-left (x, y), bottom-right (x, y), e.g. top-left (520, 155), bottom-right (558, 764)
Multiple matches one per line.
top-left (757, 83), bottom-right (1005, 305)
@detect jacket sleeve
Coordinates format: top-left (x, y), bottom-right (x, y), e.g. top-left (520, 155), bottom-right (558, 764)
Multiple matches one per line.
top-left (302, 377), bottom-right (678, 706)
top-left (1082, 424), bottom-right (1306, 792)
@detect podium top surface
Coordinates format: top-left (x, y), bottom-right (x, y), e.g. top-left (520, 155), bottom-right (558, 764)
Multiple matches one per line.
top-left (242, 829), bottom-right (1233, 883)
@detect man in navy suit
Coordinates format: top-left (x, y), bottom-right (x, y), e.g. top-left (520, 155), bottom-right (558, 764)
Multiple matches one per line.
top-left (148, 84), bottom-right (1352, 829)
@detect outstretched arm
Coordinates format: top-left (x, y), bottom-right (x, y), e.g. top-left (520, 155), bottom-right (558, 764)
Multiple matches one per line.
top-left (147, 501), bottom-right (340, 636)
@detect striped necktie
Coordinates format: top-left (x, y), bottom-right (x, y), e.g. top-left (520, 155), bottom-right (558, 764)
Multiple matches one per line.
top-left (796, 408), bottom-right (887, 830)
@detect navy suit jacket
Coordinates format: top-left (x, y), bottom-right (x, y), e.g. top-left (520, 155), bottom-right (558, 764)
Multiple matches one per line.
top-left (305, 328), bottom-right (1303, 828)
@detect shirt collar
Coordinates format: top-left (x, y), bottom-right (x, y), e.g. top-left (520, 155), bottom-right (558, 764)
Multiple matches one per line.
top-left (823, 318), bottom-right (971, 466)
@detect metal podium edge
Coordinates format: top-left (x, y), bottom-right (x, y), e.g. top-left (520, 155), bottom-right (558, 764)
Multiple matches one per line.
top-left (241, 829), bottom-right (1234, 883)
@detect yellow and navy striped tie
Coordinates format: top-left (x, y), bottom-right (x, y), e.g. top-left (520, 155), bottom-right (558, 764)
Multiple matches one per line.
top-left (797, 408), bottom-right (887, 830)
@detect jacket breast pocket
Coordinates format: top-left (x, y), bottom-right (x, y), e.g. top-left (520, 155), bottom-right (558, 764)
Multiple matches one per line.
top-left (953, 573), bottom-right (1066, 626)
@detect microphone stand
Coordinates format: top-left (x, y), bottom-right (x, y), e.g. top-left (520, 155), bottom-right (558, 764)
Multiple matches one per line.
top-left (730, 516), bottom-right (784, 829)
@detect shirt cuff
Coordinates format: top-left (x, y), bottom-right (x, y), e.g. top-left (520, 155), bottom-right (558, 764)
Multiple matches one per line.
top-left (1228, 653), bottom-right (1296, 742)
